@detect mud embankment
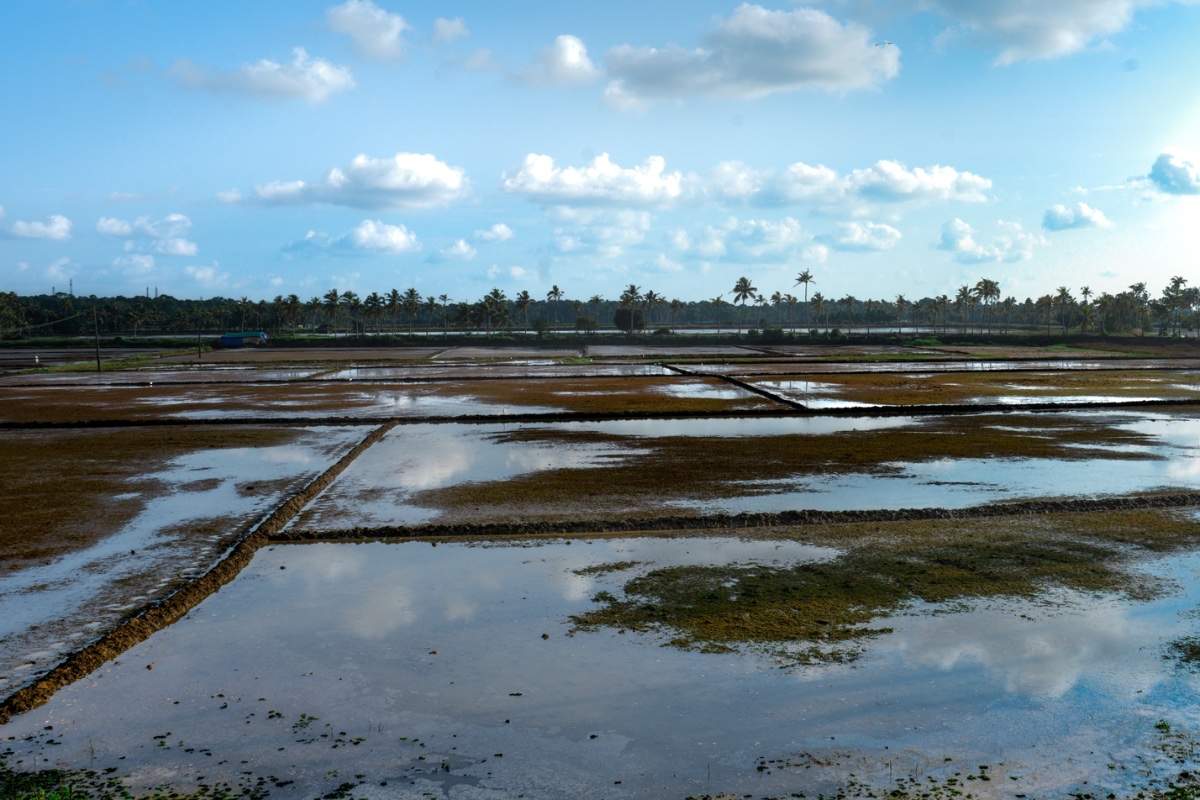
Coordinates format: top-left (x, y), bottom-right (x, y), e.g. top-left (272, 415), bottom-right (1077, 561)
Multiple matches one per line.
top-left (274, 491), bottom-right (1200, 542)
top-left (0, 421), bottom-right (396, 725)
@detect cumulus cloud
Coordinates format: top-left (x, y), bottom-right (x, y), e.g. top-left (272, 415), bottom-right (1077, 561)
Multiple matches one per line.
top-left (824, 220), bottom-right (902, 251)
top-left (99, 213), bottom-right (198, 257)
top-left (433, 17), bottom-right (469, 44)
top-left (937, 218), bottom-right (1044, 263)
top-left (284, 220), bottom-right (420, 256)
top-left (438, 238), bottom-right (477, 260)
top-left (348, 219), bottom-right (420, 253)
top-left (327, 0), bottom-right (409, 60)
top-left (924, 0), bottom-right (1167, 65)
top-left (604, 4), bottom-right (899, 107)
top-left (551, 207), bottom-right (651, 259)
top-left (674, 216), bottom-right (824, 263)
top-left (185, 262), bottom-right (229, 288)
top-left (1148, 152), bottom-right (1200, 195)
top-left (96, 216), bottom-right (133, 236)
top-left (522, 34), bottom-right (601, 85)
top-left (486, 264), bottom-right (530, 281)
top-left (1042, 202), bottom-right (1113, 231)
top-left (171, 47), bottom-right (354, 103)
top-left (708, 158), bottom-right (990, 206)
top-left (504, 153), bottom-right (686, 207)
top-left (473, 222), bottom-right (514, 242)
top-left (10, 214), bottom-right (72, 240)
top-left (239, 151), bottom-right (468, 209)
top-left (113, 253), bottom-right (156, 275)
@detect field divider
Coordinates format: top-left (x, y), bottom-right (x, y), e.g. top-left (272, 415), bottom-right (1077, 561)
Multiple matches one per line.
top-left (0, 420), bottom-right (397, 725)
top-left (664, 362), bottom-right (808, 410)
top-left (274, 491), bottom-right (1200, 542)
top-left (5, 396), bottom-right (1200, 431)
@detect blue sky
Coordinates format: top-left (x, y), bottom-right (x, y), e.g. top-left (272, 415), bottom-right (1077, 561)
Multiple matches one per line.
top-left (2, 0), bottom-right (1199, 302)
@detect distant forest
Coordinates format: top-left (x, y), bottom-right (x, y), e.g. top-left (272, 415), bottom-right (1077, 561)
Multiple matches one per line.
top-left (2, 273), bottom-right (1197, 339)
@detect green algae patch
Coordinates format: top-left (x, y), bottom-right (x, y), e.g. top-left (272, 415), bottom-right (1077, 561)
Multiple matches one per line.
top-left (571, 509), bottom-right (1200, 663)
top-left (572, 559), bottom-right (645, 576)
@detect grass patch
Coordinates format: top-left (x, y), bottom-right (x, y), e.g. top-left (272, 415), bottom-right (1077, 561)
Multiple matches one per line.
top-left (571, 509), bottom-right (1200, 663)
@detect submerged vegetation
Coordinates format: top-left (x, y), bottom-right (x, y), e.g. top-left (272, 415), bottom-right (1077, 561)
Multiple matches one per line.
top-left (571, 509), bottom-right (1200, 663)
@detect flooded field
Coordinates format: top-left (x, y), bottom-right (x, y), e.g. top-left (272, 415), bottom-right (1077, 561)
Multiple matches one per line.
top-left (6, 524), bottom-right (1200, 798)
top-left (6, 343), bottom-right (1200, 799)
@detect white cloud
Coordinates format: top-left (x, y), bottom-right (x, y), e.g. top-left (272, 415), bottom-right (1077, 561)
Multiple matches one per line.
top-left (708, 158), bottom-right (990, 207)
top-left (439, 238), bottom-right (477, 260)
top-left (847, 160), bottom-right (992, 202)
top-left (243, 151), bottom-right (468, 209)
top-left (171, 47), bottom-right (354, 103)
top-left (284, 220), bottom-right (420, 256)
top-left (1042, 202), bottom-right (1113, 231)
top-left (327, 0), bottom-right (408, 60)
top-left (46, 257), bottom-right (75, 282)
top-left (216, 189), bottom-right (242, 204)
top-left (550, 207), bottom-right (652, 259)
top-left (349, 219), bottom-right (420, 253)
top-left (433, 17), bottom-right (469, 44)
top-left (473, 222), bottom-right (514, 242)
top-left (523, 34), bottom-right (601, 85)
top-left (937, 218), bottom-right (1044, 263)
top-left (675, 216), bottom-right (818, 263)
top-left (504, 153), bottom-right (686, 207)
top-left (825, 220), bottom-right (902, 251)
top-left (113, 253), bottom-right (156, 274)
top-left (96, 216), bottom-right (133, 236)
top-left (604, 4), bottom-right (899, 106)
top-left (185, 262), bottom-right (229, 288)
top-left (10, 214), bottom-right (72, 240)
top-left (1149, 152), bottom-right (1200, 195)
top-left (103, 213), bottom-right (199, 256)
top-left (924, 0), bottom-right (1168, 65)
top-left (486, 264), bottom-right (529, 281)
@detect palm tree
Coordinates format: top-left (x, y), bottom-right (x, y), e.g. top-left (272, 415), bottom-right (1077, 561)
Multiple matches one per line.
top-left (894, 294), bottom-right (909, 335)
top-left (363, 291), bottom-right (384, 333)
top-left (643, 290), bottom-right (662, 326)
top-left (954, 285), bottom-right (972, 332)
top-left (620, 284), bottom-right (642, 307)
top-left (546, 285), bottom-right (564, 326)
top-left (402, 287), bottom-right (421, 332)
top-left (810, 292), bottom-right (826, 329)
top-left (782, 293), bottom-right (798, 329)
top-left (323, 289), bottom-right (341, 332)
top-left (1054, 286), bottom-right (1075, 334)
top-left (710, 294), bottom-right (727, 335)
top-left (795, 269), bottom-right (814, 325)
top-left (387, 289), bottom-right (401, 331)
top-left (515, 290), bottom-right (532, 330)
top-left (732, 276), bottom-right (757, 333)
top-left (973, 278), bottom-right (1000, 334)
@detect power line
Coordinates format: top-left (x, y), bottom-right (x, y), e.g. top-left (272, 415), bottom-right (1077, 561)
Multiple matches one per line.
top-left (0, 310), bottom-right (88, 336)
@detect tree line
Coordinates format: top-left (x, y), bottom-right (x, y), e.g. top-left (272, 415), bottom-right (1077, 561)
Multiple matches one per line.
top-left (1, 273), bottom-right (1197, 339)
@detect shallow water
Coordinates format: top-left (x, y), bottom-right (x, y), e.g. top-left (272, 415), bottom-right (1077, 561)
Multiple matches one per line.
top-left (686, 358), bottom-right (1200, 376)
top-left (0, 426), bottom-right (367, 688)
top-left (5, 538), bottom-right (1200, 799)
top-left (292, 411), bottom-right (1200, 528)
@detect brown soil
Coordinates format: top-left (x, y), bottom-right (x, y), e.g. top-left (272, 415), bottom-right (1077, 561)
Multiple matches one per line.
top-left (0, 427), bottom-right (297, 575)
top-left (405, 412), bottom-right (1166, 522)
top-left (0, 376), bottom-right (776, 423)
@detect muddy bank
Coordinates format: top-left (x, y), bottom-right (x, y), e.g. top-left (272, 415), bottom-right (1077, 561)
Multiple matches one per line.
top-left (0, 421), bottom-right (395, 725)
top-left (278, 491), bottom-right (1200, 541)
top-left (5, 397), bottom-right (1200, 431)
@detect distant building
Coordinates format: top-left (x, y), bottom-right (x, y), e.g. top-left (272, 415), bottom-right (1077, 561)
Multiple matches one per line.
top-left (218, 331), bottom-right (269, 348)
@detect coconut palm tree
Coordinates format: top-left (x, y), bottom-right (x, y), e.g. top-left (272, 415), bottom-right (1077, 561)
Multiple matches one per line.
top-left (1054, 286), bottom-right (1075, 334)
top-left (401, 287), bottom-right (421, 332)
top-left (546, 285), bottom-right (564, 326)
top-left (515, 290), bottom-right (532, 330)
top-left (710, 294), bottom-right (727, 335)
top-left (810, 292), bottom-right (826, 329)
top-left (795, 269), bottom-right (815, 324)
top-left (732, 276), bottom-right (757, 333)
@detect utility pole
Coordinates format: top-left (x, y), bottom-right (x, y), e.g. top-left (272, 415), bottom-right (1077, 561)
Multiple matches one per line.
top-left (93, 304), bottom-right (102, 373)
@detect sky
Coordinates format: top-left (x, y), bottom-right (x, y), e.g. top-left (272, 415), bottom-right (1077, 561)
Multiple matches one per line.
top-left (2, 0), bottom-right (1199, 303)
